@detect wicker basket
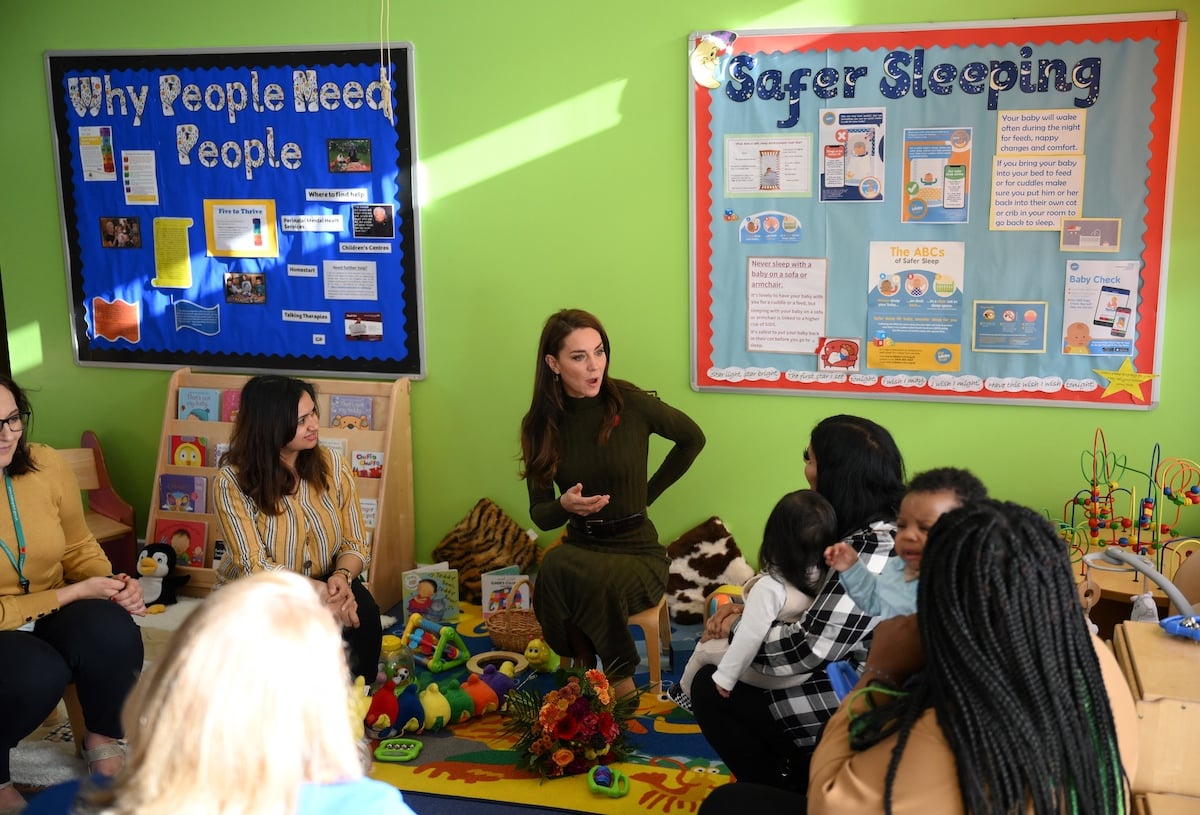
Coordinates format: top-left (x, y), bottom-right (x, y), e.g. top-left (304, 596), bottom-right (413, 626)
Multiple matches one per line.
top-left (486, 577), bottom-right (543, 652)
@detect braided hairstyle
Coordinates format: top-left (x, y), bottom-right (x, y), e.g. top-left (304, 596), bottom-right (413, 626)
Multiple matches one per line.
top-left (861, 500), bottom-right (1127, 814)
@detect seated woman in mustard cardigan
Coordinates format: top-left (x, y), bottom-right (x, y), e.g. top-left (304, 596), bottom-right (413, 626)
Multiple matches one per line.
top-left (0, 375), bottom-right (145, 812)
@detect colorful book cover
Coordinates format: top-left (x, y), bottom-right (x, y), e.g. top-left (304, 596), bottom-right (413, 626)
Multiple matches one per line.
top-left (169, 435), bottom-right (208, 467)
top-left (401, 563), bottom-right (459, 623)
top-left (177, 387), bottom-right (221, 421)
top-left (351, 450), bottom-right (384, 478)
top-left (481, 566), bottom-right (530, 619)
top-left (329, 394), bottom-right (373, 430)
top-left (359, 497), bottom-right (378, 528)
top-left (158, 473), bottom-right (207, 514)
top-left (154, 518), bottom-right (208, 567)
top-left (219, 389), bottom-right (242, 422)
top-left (212, 441), bottom-right (230, 465)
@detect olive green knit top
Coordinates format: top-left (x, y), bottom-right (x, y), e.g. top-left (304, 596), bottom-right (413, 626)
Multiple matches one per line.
top-left (526, 385), bottom-right (705, 545)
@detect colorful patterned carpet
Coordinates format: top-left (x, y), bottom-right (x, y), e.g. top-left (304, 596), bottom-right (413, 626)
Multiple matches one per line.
top-left (369, 603), bottom-right (730, 814)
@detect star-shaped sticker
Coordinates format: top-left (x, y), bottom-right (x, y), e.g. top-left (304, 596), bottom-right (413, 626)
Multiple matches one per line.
top-left (1093, 357), bottom-right (1158, 401)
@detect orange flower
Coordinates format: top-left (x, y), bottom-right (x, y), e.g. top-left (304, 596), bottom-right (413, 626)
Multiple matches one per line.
top-left (552, 748), bottom-right (575, 767)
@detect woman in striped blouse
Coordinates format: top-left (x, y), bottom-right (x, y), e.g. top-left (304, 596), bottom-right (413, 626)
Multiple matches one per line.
top-left (212, 375), bottom-right (382, 679)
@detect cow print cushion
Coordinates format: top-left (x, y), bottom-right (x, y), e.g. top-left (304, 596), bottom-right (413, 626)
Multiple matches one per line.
top-left (666, 516), bottom-right (755, 625)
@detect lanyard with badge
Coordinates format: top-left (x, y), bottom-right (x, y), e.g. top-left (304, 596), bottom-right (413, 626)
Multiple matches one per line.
top-left (0, 470), bottom-right (29, 594)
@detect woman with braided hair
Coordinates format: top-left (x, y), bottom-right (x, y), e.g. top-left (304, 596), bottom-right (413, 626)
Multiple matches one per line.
top-left (805, 499), bottom-right (1138, 814)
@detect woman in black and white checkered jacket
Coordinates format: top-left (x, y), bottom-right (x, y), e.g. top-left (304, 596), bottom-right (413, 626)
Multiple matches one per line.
top-left (691, 415), bottom-right (904, 792)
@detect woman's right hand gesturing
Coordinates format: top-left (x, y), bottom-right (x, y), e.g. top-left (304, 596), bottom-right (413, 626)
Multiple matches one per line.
top-left (559, 482), bottom-right (610, 516)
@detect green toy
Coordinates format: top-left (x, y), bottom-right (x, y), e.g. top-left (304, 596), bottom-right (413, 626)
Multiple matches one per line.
top-left (374, 737), bottom-right (423, 763)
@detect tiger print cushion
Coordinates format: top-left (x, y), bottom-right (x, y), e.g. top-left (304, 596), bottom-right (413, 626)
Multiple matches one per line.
top-left (666, 516), bottom-right (755, 625)
top-left (432, 498), bottom-right (539, 603)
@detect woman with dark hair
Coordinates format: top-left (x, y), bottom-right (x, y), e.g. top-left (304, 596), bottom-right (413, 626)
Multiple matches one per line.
top-left (212, 375), bottom-right (381, 679)
top-left (806, 499), bottom-right (1137, 814)
top-left (691, 414), bottom-right (905, 790)
top-left (520, 308), bottom-right (705, 700)
top-left (0, 376), bottom-right (145, 811)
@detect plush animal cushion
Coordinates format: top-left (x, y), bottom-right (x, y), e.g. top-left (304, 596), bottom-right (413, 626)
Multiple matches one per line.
top-left (432, 498), bottom-right (539, 603)
top-left (666, 516), bottom-right (755, 625)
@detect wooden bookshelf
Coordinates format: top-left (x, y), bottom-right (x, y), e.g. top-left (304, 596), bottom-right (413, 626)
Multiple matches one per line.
top-left (145, 368), bottom-right (415, 610)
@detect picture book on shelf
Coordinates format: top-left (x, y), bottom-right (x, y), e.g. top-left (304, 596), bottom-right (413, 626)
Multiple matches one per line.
top-left (212, 441), bottom-right (230, 464)
top-left (153, 518), bottom-right (208, 568)
top-left (219, 389), bottom-right (241, 422)
top-left (211, 539), bottom-right (227, 569)
top-left (481, 566), bottom-right (531, 619)
top-left (359, 497), bottom-right (378, 528)
top-left (318, 437), bottom-right (348, 456)
top-left (158, 474), bottom-right (207, 514)
top-left (351, 450), bottom-right (384, 478)
top-left (177, 387), bottom-right (221, 421)
top-left (169, 435), bottom-right (208, 467)
top-left (401, 562), bottom-right (459, 623)
top-left (329, 394), bottom-right (373, 431)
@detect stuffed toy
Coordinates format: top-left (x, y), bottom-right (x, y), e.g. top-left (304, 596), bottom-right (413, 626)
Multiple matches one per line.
top-left (666, 517), bottom-right (755, 624)
top-left (479, 663), bottom-right (515, 701)
top-left (524, 638), bottom-right (560, 673)
top-left (137, 542), bottom-right (190, 613)
top-left (365, 679), bottom-right (401, 737)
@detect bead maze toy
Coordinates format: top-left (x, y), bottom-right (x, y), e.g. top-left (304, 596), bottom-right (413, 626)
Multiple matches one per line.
top-left (402, 612), bottom-right (471, 673)
top-left (1058, 429), bottom-right (1200, 580)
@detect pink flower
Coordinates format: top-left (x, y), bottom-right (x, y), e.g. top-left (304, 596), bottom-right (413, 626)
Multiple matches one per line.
top-left (596, 711), bottom-right (620, 742)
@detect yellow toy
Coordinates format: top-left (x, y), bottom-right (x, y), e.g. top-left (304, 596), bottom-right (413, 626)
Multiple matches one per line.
top-left (348, 675), bottom-right (371, 741)
top-left (523, 638), bottom-right (560, 673)
top-left (418, 682), bottom-right (452, 731)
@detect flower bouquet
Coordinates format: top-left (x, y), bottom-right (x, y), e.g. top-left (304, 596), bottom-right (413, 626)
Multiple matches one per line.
top-left (503, 667), bottom-right (638, 779)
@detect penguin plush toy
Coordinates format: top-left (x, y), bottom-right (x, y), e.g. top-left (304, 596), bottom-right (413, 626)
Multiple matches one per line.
top-left (137, 542), bottom-right (190, 613)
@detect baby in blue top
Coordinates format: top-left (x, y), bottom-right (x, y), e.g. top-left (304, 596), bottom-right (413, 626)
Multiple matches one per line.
top-left (825, 467), bottom-right (988, 618)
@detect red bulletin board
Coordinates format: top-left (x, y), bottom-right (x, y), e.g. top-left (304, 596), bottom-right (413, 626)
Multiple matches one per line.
top-left (689, 13), bottom-right (1184, 408)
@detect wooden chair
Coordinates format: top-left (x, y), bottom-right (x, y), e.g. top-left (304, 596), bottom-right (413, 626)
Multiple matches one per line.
top-left (62, 684), bottom-right (87, 758)
top-left (58, 431), bottom-right (137, 575)
top-left (628, 596), bottom-right (672, 694)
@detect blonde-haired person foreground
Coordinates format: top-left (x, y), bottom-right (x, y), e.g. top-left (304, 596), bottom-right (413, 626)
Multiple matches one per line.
top-left (23, 571), bottom-right (418, 815)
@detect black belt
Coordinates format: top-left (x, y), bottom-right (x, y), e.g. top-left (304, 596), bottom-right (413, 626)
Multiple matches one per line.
top-left (569, 513), bottom-right (645, 538)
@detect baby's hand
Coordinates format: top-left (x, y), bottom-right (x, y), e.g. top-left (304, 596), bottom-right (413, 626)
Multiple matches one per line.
top-left (716, 685), bottom-right (731, 698)
top-left (824, 542), bottom-right (857, 572)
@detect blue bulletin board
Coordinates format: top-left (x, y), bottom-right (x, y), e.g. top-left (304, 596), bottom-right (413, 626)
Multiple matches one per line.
top-left (689, 14), bottom-right (1184, 408)
top-left (46, 45), bottom-right (423, 377)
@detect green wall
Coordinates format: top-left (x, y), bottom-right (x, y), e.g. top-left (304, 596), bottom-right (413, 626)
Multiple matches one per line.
top-left (3, 1), bottom-right (1197, 566)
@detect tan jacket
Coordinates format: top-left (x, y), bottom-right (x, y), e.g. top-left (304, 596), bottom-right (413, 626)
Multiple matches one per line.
top-left (809, 634), bottom-right (1139, 814)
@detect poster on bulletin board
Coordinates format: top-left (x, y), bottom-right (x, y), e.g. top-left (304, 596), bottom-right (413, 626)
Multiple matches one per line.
top-left (688, 14), bottom-right (1184, 408)
top-left (46, 44), bottom-right (423, 377)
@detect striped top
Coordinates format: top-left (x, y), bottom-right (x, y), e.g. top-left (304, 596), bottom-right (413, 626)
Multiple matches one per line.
top-left (212, 447), bottom-right (369, 584)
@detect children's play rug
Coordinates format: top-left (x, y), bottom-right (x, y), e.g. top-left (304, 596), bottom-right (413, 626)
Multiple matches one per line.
top-left (369, 603), bottom-right (730, 814)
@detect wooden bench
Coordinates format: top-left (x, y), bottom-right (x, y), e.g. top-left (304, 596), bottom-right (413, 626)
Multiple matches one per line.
top-left (58, 430), bottom-right (138, 575)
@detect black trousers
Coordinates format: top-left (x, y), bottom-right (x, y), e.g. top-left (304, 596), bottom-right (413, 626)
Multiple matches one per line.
top-left (698, 781), bottom-right (807, 813)
top-left (343, 577), bottom-right (383, 680)
top-left (0, 599), bottom-right (143, 783)
top-left (690, 664), bottom-right (813, 790)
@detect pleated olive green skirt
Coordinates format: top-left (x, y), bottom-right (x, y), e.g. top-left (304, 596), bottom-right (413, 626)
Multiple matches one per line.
top-left (532, 536), bottom-right (668, 680)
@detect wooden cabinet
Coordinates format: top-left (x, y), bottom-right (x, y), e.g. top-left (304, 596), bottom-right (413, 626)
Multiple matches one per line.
top-left (145, 368), bottom-right (415, 610)
top-left (1112, 621), bottom-right (1200, 798)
